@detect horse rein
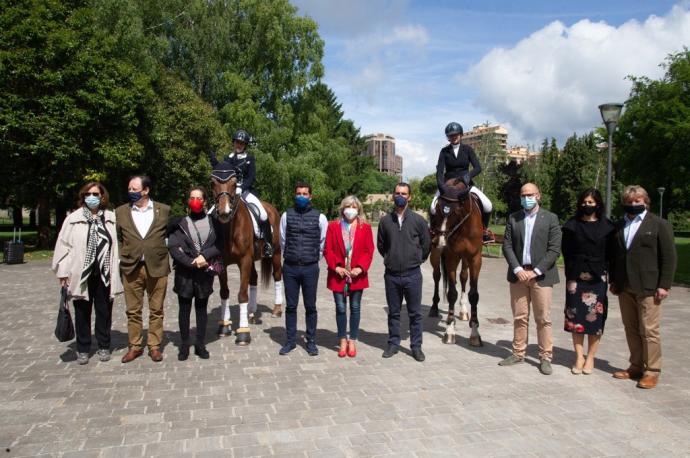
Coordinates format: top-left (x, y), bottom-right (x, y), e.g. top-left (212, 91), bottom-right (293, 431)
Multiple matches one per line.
top-left (214, 189), bottom-right (240, 220)
top-left (438, 195), bottom-right (478, 241)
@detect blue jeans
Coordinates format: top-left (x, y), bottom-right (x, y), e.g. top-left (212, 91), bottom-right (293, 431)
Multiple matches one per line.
top-left (283, 262), bottom-right (319, 344)
top-left (333, 290), bottom-right (362, 340)
top-left (384, 267), bottom-right (423, 349)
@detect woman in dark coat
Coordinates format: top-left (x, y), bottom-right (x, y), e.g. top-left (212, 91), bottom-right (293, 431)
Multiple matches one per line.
top-left (168, 186), bottom-right (224, 360)
top-left (562, 188), bottom-right (615, 374)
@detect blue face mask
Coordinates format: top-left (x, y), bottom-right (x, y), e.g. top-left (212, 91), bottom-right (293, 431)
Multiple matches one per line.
top-left (520, 196), bottom-right (538, 210)
top-left (128, 191), bottom-right (143, 203)
top-left (394, 195), bottom-right (408, 208)
top-left (294, 195), bottom-right (310, 209)
top-left (85, 195), bottom-right (101, 209)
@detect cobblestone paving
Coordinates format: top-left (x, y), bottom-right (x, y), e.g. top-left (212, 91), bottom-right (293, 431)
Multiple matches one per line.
top-left (1, 248), bottom-right (689, 457)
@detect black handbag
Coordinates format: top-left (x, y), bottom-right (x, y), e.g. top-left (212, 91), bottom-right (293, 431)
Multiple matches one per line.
top-left (54, 286), bottom-right (75, 342)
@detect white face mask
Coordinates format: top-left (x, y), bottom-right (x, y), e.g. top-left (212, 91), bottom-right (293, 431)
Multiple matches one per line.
top-left (343, 208), bottom-right (358, 221)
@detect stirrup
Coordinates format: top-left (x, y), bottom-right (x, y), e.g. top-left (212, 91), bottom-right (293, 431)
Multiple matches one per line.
top-left (482, 230), bottom-right (495, 245)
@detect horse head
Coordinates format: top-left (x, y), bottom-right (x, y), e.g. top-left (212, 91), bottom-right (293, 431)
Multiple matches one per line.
top-left (211, 167), bottom-right (239, 224)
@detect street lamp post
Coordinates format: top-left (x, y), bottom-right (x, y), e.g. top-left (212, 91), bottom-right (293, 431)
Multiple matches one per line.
top-left (599, 103), bottom-right (624, 218)
top-left (657, 187), bottom-right (665, 218)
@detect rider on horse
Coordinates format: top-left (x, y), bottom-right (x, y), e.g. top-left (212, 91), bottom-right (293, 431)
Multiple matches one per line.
top-left (210, 129), bottom-right (274, 258)
top-left (430, 122), bottom-right (495, 244)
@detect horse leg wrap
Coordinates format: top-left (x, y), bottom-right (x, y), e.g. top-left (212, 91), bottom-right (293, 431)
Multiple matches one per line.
top-left (238, 302), bottom-right (249, 328)
top-left (222, 298), bottom-right (231, 322)
top-left (274, 280), bottom-right (284, 305)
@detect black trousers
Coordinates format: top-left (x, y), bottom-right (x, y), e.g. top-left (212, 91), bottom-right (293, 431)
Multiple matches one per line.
top-left (73, 273), bottom-right (113, 353)
top-left (178, 296), bottom-right (209, 346)
top-left (283, 262), bottom-right (319, 344)
top-left (384, 267), bottom-right (423, 349)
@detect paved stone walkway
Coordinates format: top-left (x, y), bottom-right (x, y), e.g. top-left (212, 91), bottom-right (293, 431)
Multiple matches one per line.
top-left (1, 248), bottom-right (689, 457)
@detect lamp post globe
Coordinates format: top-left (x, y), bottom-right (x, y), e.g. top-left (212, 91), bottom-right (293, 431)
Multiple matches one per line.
top-left (657, 187), bottom-right (666, 218)
top-left (599, 103), bottom-right (624, 218)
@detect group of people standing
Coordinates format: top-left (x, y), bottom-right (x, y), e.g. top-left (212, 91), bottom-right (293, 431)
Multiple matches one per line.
top-left (51, 123), bottom-right (678, 390)
top-left (497, 183), bottom-right (676, 389)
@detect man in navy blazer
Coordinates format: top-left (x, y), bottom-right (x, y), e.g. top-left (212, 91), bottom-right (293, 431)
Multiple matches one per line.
top-left (500, 183), bottom-right (561, 375)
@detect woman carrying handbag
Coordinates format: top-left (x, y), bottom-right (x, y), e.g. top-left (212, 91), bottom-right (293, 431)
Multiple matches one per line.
top-left (52, 182), bottom-right (122, 364)
top-left (168, 187), bottom-right (224, 360)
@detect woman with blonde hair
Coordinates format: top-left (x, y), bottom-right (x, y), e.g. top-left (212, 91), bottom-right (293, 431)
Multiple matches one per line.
top-left (324, 195), bottom-right (374, 357)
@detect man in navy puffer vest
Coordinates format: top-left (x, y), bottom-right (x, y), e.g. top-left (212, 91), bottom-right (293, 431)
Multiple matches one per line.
top-left (278, 181), bottom-right (328, 355)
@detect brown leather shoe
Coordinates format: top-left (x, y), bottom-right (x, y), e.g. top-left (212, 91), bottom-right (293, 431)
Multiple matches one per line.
top-left (148, 348), bottom-right (163, 362)
top-left (637, 374), bottom-right (659, 389)
top-left (612, 367), bottom-right (644, 380)
top-left (121, 348), bottom-right (143, 363)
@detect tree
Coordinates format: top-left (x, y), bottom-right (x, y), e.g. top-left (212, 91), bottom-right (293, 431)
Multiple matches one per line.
top-left (474, 134), bottom-right (509, 216)
top-left (617, 49), bottom-right (690, 218)
top-left (0, 0), bottom-right (153, 246)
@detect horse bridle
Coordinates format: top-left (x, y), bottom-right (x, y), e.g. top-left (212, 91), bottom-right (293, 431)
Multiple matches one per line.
top-left (212, 169), bottom-right (241, 221)
top-left (437, 195), bottom-right (477, 241)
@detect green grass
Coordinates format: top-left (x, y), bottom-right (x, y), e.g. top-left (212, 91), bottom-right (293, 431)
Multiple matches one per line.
top-left (675, 237), bottom-right (690, 285)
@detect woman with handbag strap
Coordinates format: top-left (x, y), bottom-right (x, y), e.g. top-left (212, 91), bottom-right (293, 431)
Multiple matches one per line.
top-left (168, 186), bottom-right (224, 360)
top-left (51, 182), bottom-right (123, 364)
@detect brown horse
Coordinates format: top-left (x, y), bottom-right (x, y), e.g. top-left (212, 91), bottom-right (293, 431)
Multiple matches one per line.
top-left (211, 168), bottom-right (283, 345)
top-left (428, 179), bottom-right (484, 347)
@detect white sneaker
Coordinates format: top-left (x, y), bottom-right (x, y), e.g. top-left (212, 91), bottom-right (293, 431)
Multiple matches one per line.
top-left (76, 352), bottom-right (89, 365)
top-left (97, 349), bottom-right (111, 362)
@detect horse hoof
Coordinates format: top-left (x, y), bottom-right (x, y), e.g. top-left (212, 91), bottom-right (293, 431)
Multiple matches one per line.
top-left (235, 328), bottom-right (251, 346)
top-left (248, 314), bottom-right (262, 325)
top-left (271, 305), bottom-right (282, 318)
top-left (469, 335), bottom-right (483, 347)
top-left (428, 307), bottom-right (439, 318)
top-left (442, 333), bottom-right (456, 344)
top-left (459, 312), bottom-right (470, 321)
top-left (217, 324), bottom-right (232, 337)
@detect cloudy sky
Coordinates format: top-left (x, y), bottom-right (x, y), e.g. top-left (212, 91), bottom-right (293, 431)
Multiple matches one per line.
top-left (291, 0), bottom-right (690, 179)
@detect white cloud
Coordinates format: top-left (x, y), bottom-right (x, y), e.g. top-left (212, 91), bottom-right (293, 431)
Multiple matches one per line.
top-left (291, 0), bottom-right (409, 37)
top-left (465, 4), bottom-right (690, 145)
top-left (383, 25), bottom-right (430, 46)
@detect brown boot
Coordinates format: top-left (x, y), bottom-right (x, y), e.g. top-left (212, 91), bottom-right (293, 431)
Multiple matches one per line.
top-left (612, 367), bottom-right (644, 380)
top-left (121, 348), bottom-right (143, 363)
top-left (637, 374), bottom-right (659, 389)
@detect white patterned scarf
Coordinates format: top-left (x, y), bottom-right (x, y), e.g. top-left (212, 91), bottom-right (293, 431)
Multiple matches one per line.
top-left (80, 208), bottom-right (111, 288)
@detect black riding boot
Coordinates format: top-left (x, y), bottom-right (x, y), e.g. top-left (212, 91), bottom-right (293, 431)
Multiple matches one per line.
top-left (480, 205), bottom-right (494, 244)
top-left (261, 220), bottom-right (274, 258)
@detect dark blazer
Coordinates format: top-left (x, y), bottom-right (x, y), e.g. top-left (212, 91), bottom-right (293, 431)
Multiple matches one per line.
top-left (561, 217), bottom-right (616, 281)
top-left (610, 211), bottom-right (677, 295)
top-left (115, 201), bottom-right (171, 277)
top-left (435, 143), bottom-right (482, 189)
top-left (503, 207), bottom-right (561, 287)
top-left (168, 215), bottom-right (224, 299)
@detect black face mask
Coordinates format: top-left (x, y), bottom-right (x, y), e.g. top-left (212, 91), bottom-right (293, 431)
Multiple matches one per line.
top-left (623, 204), bottom-right (645, 215)
top-left (581, 205), bottom-right (597, 216)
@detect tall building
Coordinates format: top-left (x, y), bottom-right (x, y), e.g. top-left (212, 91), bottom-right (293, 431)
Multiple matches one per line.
top-left (363, 133), bottom-right (403, 178)
top-left (462, 123), bottom-right (508, 151)
top-left (506, 146), bottom-right (539, 164)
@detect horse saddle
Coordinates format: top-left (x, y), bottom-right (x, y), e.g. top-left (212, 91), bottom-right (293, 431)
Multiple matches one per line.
top-left (243, 200), bottom-right (262, 238)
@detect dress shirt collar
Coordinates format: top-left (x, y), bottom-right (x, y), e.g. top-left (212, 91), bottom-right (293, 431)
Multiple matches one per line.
top-left (132, 198), bottom-right (154, 212)
top-left (624, 210), bottom-right (647, 224)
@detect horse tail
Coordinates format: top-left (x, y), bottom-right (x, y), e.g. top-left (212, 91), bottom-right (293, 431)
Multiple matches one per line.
top-left (260, 256), bottom-right (272, 287)
top-left (440, 250), bottom-right (448, 304)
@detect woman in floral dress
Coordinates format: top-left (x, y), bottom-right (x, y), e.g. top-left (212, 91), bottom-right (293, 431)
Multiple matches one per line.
top-left (562, 188), bottom-right (615, 374)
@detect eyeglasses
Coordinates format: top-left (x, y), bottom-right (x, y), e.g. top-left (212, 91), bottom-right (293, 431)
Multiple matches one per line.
top-left (85, 192), bottom-right (101, 197)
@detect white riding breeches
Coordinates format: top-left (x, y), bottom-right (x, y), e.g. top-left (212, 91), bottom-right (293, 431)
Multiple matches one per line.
top-left (430, 186), bottom-right (492, 215)
top-left (243, 191), bottom-right (268, 221)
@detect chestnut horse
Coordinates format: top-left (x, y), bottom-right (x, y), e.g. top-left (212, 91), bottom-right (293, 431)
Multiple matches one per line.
top-left (211, 168), bottom-right (283, 345)
top-left (428, 179), bottom-right (483, 347)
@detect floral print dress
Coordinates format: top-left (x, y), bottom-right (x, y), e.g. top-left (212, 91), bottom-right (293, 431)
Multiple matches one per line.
top-left (562, 217), bottom-right (615, 336)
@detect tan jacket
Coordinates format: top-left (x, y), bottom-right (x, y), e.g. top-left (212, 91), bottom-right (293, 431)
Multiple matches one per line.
top-left (51, 208), bottom-right (123, 299)
top-left (115, 201), bottom-right (171, 277)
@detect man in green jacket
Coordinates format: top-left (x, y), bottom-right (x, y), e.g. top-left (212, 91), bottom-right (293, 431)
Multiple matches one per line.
top-left (609, 185), bottom-right (677, 389)
top-left (116, 175), bottom-right (171, 363)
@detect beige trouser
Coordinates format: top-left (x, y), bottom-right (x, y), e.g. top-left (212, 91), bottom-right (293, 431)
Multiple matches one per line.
top-left (123, 262), bottom-right (167, 351)
top-left (618, 289), bottom-right (662, 375)
top-left (509, 281), bottom-right (553, 361)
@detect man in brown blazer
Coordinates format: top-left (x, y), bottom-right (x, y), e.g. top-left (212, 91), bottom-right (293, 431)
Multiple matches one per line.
top-left (610, 185), bottom-right (677, 389)
top-left (500, 183), bottom-right (562, 375)
top-left (116, 175), bottom-right (171, 363)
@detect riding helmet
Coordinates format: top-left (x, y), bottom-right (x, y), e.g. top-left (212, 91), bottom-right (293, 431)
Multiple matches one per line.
top-left (232, 129), bottom-right (251, 144)
top-left (444, 122), bottom-right (463, 137)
